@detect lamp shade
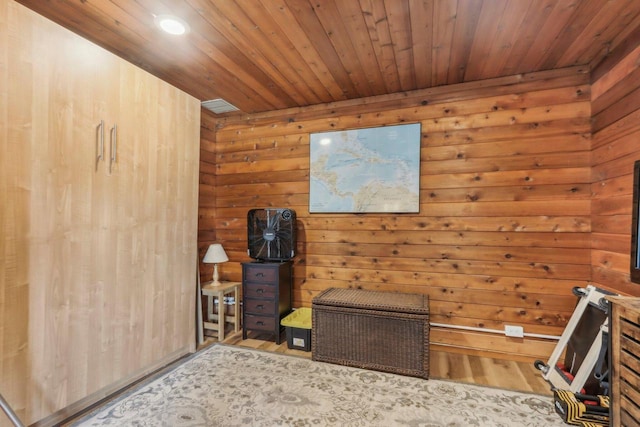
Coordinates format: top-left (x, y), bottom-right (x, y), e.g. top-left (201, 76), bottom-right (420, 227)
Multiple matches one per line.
top-left (203, 243), bottom-right (229, 264)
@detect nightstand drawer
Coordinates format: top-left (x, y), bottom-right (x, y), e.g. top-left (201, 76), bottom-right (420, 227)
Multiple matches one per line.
top-left (243, 265), bottom-right (278, 283)
top-left (244, 315), bottom-right (276, 331)
top-left (244, 282), bottom-right (276, 299)
top-left (244, 298), bottom-right (276, 315)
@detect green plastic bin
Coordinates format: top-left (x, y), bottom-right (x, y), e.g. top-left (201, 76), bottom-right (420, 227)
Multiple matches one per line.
top-left (281, 307), bottom-right (312, 351)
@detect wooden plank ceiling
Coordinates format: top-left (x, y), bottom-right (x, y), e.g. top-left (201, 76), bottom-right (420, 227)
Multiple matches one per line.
top-left (15, 0), bottom-right (640, 115)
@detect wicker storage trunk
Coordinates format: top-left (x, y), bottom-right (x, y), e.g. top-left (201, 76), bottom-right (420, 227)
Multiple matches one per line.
top-left (312, 288), bottom-right (429, 379)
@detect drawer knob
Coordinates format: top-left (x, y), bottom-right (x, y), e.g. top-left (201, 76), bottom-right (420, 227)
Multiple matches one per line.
top-left (257, 288), bottom-right (264, 294)
top-left (255, 272), bottom-right (264, 277)
top-left (257, 304), bottom-right (264, 310)
top-left (257, 321), bottom-right (265, 326)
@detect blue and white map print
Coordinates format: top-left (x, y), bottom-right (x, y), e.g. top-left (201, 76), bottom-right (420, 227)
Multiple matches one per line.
top-left (309, 123), bottom-right (421, 213)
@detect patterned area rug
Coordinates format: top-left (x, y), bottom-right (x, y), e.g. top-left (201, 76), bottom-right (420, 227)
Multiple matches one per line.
top-left (73, 344), bottom-right (565, 426)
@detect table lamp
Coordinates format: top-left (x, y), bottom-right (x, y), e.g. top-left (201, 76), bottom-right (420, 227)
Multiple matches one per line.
top-left (203, 243), bottom-right (229, 285)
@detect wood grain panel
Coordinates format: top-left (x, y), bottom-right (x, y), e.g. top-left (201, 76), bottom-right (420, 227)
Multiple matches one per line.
top-left (591, 44), bottom-right (640, 113)
top-left (2, 2), bottom-right (200, 424)
top-left (11, 1), bottom-right (640, 115)
top-left (201, 70), bottom-right (595, 359)
top-left (215, 99), bottom-right (590, 142)
top-left (591, 43), bottom-right (640, 298)
top-left (1, 1), bottom-right (30, 420)
top-left (466, 1), bottom-right (530, 82)
top-left (299, 241), bottom-right (591, 264)
top-left (444, 0), bottom-right (481, 84)
top-left (430, 328), bottom-right (558, 360)
top-left (303, 254), bottom-right (589, 281)
top-left (405, 0), bottom-right (431, 89)
top-left (199, 109), bottom-right (218, 282)
top-left (216, 67), bottom-right (590, 131)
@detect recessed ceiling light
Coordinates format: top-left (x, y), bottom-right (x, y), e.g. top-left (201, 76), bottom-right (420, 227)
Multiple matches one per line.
top-left (154, 14), bottom-right (189, 35)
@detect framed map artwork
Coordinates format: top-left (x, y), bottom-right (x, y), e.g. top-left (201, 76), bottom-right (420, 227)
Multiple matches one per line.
top-left (309, 123), bottom-right (421, 213)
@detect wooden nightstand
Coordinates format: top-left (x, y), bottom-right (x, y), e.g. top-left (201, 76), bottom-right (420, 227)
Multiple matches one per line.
top-left (242, 261), bottom-right (292, 344)
top-left (201, 281), bottom-right (241, 341)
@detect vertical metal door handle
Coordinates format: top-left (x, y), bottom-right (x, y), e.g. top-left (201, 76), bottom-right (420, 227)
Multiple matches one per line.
top-left (97, 120), bottom-right (104, 167)
top-left (110, 124), bottom-right (117, 173)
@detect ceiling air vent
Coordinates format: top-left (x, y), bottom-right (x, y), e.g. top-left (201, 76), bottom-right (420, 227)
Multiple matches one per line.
top-left (201, 98), bottom-right (240, 114)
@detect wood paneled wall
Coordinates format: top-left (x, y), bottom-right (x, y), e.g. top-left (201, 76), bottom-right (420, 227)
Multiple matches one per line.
top-left (199, 110), bottom-right (218, 282)
top-left (590, 32), bottom-right (640, 297)
top-left (201, 67), bottom-right (594, 361)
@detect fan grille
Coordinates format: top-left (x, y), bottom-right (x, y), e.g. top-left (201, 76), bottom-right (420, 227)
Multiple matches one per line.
top-left (248, 208), bottom-right (296, 261)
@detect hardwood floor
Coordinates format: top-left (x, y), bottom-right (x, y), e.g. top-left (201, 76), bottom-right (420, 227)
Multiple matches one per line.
top-left (218, 330), bottom-right (553, 396)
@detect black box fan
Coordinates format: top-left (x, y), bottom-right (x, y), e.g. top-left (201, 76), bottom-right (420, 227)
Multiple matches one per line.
top-left (247, 208), bottom-right (296, 261)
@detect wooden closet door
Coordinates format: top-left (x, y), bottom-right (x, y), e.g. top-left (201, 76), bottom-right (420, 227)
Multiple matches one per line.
top-left (23, 16), bottom-right (121, 418)
top-left (2, 2), bottom-right (199, 424)
top-left (87, 49), bottom-right (121, 391)
top-left (114, 62), bottom-right (200, 369)
top-left (108, 62), bottom-right (172, 375)
top-left (151, 73), bottom-right (201, 357)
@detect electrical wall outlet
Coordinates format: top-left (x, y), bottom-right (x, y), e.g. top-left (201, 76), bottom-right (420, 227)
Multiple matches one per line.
top-left (505, 325), bottom-right (524, 338)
